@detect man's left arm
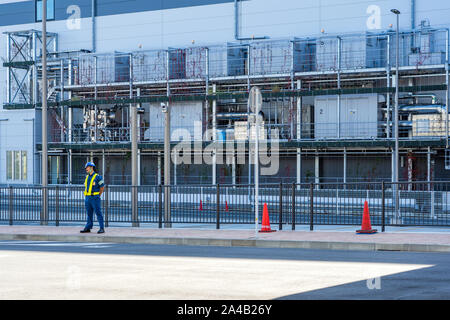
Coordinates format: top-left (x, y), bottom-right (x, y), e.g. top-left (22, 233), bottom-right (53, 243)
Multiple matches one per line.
top-left (98, 176), bottom-right (105, 196)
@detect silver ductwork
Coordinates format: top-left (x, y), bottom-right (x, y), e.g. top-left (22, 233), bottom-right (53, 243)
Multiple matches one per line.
top-left (400, 93), bottom-right (438, 104)
top-left (399, 105), bottom-right (446, 114)
top-left (382, 121), bottom-right (413, 127)
top-left (216, 113), bottom-right (249, 119)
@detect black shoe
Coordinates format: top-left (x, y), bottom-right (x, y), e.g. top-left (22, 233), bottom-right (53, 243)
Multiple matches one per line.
top-left (97, 229), bottom-right (105, 234)
top-left (80, 229), bottom-right (91, 233)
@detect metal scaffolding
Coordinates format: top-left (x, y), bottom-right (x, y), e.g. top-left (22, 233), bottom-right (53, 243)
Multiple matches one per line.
top-left (4, 27), bottom-right (450, 186)
top-left (3, 30), bottom-right (58, 105)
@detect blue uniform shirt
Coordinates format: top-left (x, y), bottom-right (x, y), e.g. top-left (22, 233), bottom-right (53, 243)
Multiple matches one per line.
top-left (85, 173), bottom-right (105, 196)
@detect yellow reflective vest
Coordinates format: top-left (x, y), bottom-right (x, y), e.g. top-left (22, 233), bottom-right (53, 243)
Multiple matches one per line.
top-left (84, 173), bottom-right (100, 196)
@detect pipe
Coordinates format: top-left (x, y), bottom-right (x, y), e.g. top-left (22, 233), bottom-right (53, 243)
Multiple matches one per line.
top-left (6, 34), bottom-right (10, 104)
top-left (381, 121), bottom-right (412, 127)
top-left (216, 113), bottom-right (249, 119)
top-left (92, 0), bottom-right (96, 52)
top-left (234, 0), bottom-right (239, 40)
top-left (399, 93), bottom-right (437, 104)
top-left (446, 28), bottom-right (449, 146)
top-left (399, 105), bottom-right (446, 113)
top-left (411, 0), bottom-right (416, 30)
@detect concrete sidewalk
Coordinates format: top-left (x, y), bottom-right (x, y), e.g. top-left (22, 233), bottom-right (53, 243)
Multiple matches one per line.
top-left (0, 225), bottom-right (449, 253)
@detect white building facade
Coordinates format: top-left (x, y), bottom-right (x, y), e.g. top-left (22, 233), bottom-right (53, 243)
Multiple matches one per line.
top-left (1, 0), bottom-right (450, 185)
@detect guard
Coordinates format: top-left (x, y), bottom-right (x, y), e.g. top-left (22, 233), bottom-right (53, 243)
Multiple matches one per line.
top-left (80, 162), bottom-right (106, 234)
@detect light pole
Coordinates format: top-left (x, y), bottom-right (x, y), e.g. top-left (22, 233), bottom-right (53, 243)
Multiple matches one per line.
top-left (131, 88), bottom-right (139, 227)
top-left (249, 86), bottom-right (262, 237)
top-left (162, 102), bottom-right (171, 228)
top-left (391, 8), bottom-right (400, 223)
top-left (42, 0), bottom-right (48, 225)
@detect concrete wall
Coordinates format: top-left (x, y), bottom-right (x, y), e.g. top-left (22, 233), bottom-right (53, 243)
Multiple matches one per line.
top-left (0, 109), bottom-right (37, 184)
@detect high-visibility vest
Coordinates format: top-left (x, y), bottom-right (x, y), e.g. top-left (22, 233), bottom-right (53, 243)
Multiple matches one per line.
top-left (84, 173), bottom-right (100, 196)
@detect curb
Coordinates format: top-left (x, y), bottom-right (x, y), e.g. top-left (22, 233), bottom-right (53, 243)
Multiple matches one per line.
top-left (0, 233), bottom-right (449, 253)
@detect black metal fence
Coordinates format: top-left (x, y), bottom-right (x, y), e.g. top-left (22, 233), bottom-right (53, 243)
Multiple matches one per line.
top-left (1, 181), bottom-right (450, 229)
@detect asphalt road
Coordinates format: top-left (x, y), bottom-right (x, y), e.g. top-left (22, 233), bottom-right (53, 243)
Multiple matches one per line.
top-left (0, 241), bottom-right (449, 300)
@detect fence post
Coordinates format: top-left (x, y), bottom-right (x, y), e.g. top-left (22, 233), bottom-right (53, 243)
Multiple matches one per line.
top-left (381, 181), bottom-right (385, 232)
top-left (279, 182), bottom-right (283, 230)
top-left (158, 185), bottom-right (163, 229)
top-left (291, 183), bottom-right (295, 230)
top-left (9, 186), bottom-right (13, 226)
top-left (216, 184), bottom-right (220, 230)
top-left (55, 186), bottom-right (59, 227)
top-left (310, 183), bottom-right (314, 231)
top-left (431, 187), bottom-right (435, 219)
top-left (132, 186), bottom-right (139, 227)
top-left (105, 186), bottom-right (109, 228)
top-left (42, 186), bottom-right (48, 226)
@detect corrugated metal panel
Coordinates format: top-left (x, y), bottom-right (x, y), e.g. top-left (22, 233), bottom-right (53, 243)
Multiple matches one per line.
top-left (301, 105), bottom-right (314, 138)
top-left (365, 35), bottom-right (387, 68)
top-left (418, 32), bottom-right (435, 53)
top-left (208, 45), bottom-right (228, 78)
top-left (408, 52), bottom-right (445, 66)
top-left (250, 40), bottom-right (292, 75)
top-left (314, 94), bottom-right (379, 139)
top-left (185, 47), bottom-right (207, 79)
top-left (293, 39), bottom-right (316, 72)
top-left (208, 44), bottom-right (248, 77)
top-left (74, 55), bottom-right (95, 85)
top-left (314, 96), bottom-right (337, 138)
top-left (340, 94), bottom-right (378, 138)
top-left (227, 44), bottom-right (248, 76)
top-left (132, 50), bottom-right (167, 82)
top-left (146, 101), bottom-right (203, 141)
top-left (168, 48), bottom-right (186, 80)
top-left (96, 53), bottom-right (130, 84)
top-left (316, 35), bottom-right (387, 71)
top-left (316, 38), bottom-right (338, 71)
top-left (341, 37), bottom-right (366, 70)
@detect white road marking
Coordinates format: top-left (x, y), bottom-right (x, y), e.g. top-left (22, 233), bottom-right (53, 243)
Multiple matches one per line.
top-left (0, 241), bottom-right (114, 248)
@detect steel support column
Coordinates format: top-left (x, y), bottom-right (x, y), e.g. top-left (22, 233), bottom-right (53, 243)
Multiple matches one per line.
top-left (212, 84), bottom-right (217, 185)
top-left (41, 0), bottom-right (48, 226)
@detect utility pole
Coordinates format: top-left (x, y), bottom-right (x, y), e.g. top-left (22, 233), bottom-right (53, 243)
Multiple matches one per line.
top-left (42, 0), bottom-right (48, 225)
top-left (163, 102), bottom-right (171, 228)
top-left (131, 88), bottom-right (139, 227)
top-left (249, 86), bottom-right (262, 237)
top-left (391, 8), bottom-right (401, 224)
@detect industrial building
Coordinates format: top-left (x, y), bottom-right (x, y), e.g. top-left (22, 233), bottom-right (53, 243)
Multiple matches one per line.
top-left (1, 0), bottom-right (450, 186)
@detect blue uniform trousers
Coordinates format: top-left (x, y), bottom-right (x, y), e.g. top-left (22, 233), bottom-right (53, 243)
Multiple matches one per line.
top-left (84, 195), bottom-right (104, 230)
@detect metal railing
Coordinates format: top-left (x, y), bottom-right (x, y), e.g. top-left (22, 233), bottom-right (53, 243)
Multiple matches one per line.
top-left (50, 118), bottom-right (450, 144)
top-left (63, 29), bottom-right (448, 88)
top-left (1, 181), bottom-right (449, 229)
top-left (44, 175), bottom-right (395, 186)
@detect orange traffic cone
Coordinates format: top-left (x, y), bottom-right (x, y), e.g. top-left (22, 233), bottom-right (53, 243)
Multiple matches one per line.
top-left (225, 201), bottom-right (229, 212)
top-left (356, 201), bottom-right (377, 234)
top-left (259, 203), bottom-right (276, 233)
top-left (199, 200), bottom-right (203, 211)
